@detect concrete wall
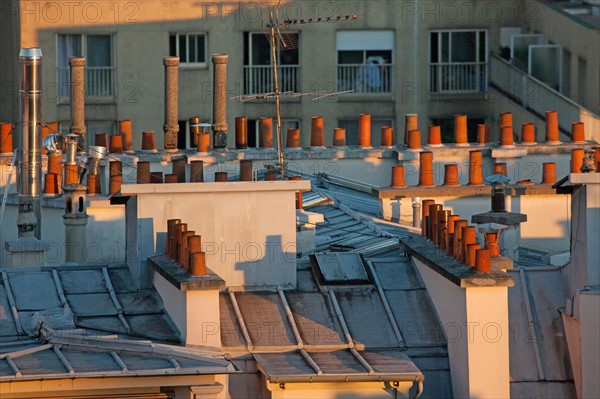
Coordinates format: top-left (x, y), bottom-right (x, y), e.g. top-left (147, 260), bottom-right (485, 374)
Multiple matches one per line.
top-left (0, 199), bottom-right (126, 266)
top-left (124, 181), bottom-right (306, 288)
top-left (414, 258), bottom-right (511, 399)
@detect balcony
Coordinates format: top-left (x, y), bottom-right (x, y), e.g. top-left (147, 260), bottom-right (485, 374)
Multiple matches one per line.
top-left (337, 64), bottom-right (393, 94)
top-left (429, 62), bottom-right (488, 94)
top-left (243, 65), bottom-right (299, 95)
top-left (490, 53), bottom-right (599, 142)
top-left (57, 66), bottom-right (115, 100)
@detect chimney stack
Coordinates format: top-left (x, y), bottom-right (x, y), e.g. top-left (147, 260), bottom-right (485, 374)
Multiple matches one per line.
top-left (69, 57), bottom-right (86, 151)
top-left (63, 184), bottom-right (89, 264)
top-left (212, 54), bottom-right (229, 149)
top-left (163, 57), bottom-right (180, 151)
top-left (17, 48), bottom-right (43, 239)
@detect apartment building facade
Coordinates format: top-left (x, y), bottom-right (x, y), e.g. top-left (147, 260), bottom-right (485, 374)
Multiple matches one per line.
top-left (1, 0), bottom-right (598, 149)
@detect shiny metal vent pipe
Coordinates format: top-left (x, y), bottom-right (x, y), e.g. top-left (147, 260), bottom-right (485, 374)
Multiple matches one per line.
top-left (16, 48), bottom-right (43, 239)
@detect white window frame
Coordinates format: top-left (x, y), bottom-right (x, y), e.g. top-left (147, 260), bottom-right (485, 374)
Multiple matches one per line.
top-left (56, 33), bottom-right (116, 101)
top-left (428, 29), bottom-right (488, 94)
top-left (170, 33), bottom-right (208, 67)
top-left (336, 30), bottom-right (395, 94)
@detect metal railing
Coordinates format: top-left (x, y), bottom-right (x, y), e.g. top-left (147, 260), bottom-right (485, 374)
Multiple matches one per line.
top-left (243, 65), bottom-right (299, 95)
top-left (57, 66), bottom-right (115, 98)
top-left (429, 62), bottom-right (488, 93)
top-left (337, 64), bottom-right (393, 94)
top-left (490, 54), bottom-right (599, 142)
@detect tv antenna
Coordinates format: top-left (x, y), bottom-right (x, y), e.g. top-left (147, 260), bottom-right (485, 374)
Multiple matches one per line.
top-left (232, 1), bottom-right (360, 180)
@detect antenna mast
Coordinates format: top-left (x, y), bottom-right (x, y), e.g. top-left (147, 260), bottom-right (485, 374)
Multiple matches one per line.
top-left (268, 11), bottom-right (286, 179)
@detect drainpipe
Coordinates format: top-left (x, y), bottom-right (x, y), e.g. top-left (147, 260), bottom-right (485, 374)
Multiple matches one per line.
top-left (17, 48), bottom-right (43, 239)
top-left (412, 197), bottom-right (421, 228)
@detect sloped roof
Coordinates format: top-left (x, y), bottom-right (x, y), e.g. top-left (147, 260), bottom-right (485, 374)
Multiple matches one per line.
top-left (0, 330), bottom-right (235, 382)
top-left (0, 265), bottom-right (180, 344)
top-left (507, 266), bottom-right (576, 397)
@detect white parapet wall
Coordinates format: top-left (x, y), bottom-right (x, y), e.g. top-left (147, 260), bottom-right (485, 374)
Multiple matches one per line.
top-left (121, 180), bottom-right (310, 289)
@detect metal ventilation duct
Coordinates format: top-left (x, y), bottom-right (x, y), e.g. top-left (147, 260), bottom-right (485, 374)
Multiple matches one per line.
top-left (17, 48), bottom-right (43, 239)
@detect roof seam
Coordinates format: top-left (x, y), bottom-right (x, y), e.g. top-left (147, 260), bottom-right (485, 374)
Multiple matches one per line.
top-left (277, 287), bottom-right (304, 349)
top-left (227, 288), bottom-right (254, 351)
top-left (519, 267), bottom-right (546, 381)
top-left (102, 267), bottom-right (132, 335)
top-left (327, 289), bottom-right (355, 349)
top-left (1, 270), bottom-right (24, 335)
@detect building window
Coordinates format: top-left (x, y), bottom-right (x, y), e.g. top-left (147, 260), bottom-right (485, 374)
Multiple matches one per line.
top-left (57, 34), bottom-right (114, 99)
top-left (338, 118), bottom-right (394, 146)
top-left (429, 30), bottom-right (488, 93)
top-left (337, 31), bottom-right (394, 94)
top-left (243, 32), bottom-right (299, 95)
top-left (169, 33), bottom-right (207, 66)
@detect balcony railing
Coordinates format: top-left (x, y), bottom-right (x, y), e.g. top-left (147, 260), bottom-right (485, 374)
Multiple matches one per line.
top-left (57, 66), bottom-right (115, 99)
top-left (337, 64), bottom-right (393, 94)
top-left (243, 65), bottom-right (299, 95)
top-left (429, 62), bottom-right (488, 93)
top-left (490, 53), bottom-right (599, 142)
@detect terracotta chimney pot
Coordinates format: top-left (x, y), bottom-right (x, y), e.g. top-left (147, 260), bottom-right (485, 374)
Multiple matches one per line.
top-left (475, 249), bottom-right (492, 273)
top-left (466, 243), bottom-right (481, 267)
top-left (542, 163), bottom-right (556, 184)
top-left (235, 116), bottom-right (248, 149)
top-left (485, 233), bottom-right (500, 257)
top-left (499, 112), bottom-right (512, 129)
top-left (461, 226), bottom-right (477, 263)
top-left (380, 126), bottom-right (394, 147)
top-left (358, 113), bottom-right (371, 148)
top-left (493, 163), bottom-right (507, 177)
top-left (109, 134), bottom-right (123, 154)
top-left (453, 220), bottom-right (468, 260)
top-left (404, 114), bottom-right (418, 145)
top-left (444, 164), bottom-right (460, 186)
top-left (141, 131), bottom-right (157, 151)
top-left (545, 111), bottom-right (560, 144)
top-left (286, 128), bottom-right (301, 148)
top-left (64, 164), bottom-right (79, 186)
top-left (571, 122), bottom-right (585, 143)
top-left (109, 161), bottom-right (122, 195)
top-left (190, 160), bottom-right (204, 182)
top-left (421, 199), bottom-right (435, 237)
top-left (164, 174), bottom-right (178, 183)
top-left (311, 116), bottom-right (325, 147)
top-left (190, 252), bottom-right (207, 276)
top-left (521, 123), bottom-right (536, 144)
top-left (477, 124), bottom-right (490, 145)
top-left (240, 160), bottom-right (253, 182)
top-left (454, 114), bottom-right (468, 146)
top-left (419, 151), bottom-right (435, 187)
top-left (214, 172), bottom-right (228, 182)
top-left (44, 173), bottom-right (58, 195)
top-left (429, 204), bottom-right (442, 243)
top-left (391, 165), bottom-right (406, 188)
top-left (259, 117), bottom-right (273, 148)
top-left (0, 122), bottom-right (13, 153)
top-left (95, 133), bottom-right (108, 149)
top-left (468, 151), bottom-right (484, 185)
top-left (119, 120), bottom-right (133, 152)
top-left (500, 125), bottom-right (514, 147)
top-left (86, 174), bottom-right (100, 195)
top-left (571, 149), bottom-right (584, 173)
top-left (333, 128), bottom-right (346, 146)
top-left (407, 129), bottom-right (422, 150)
top-left (428, 125), bottom-right (442, 146)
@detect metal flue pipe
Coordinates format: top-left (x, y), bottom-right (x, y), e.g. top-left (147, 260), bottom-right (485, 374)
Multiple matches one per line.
top-left (17, 48), bottom-right (43, 239)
